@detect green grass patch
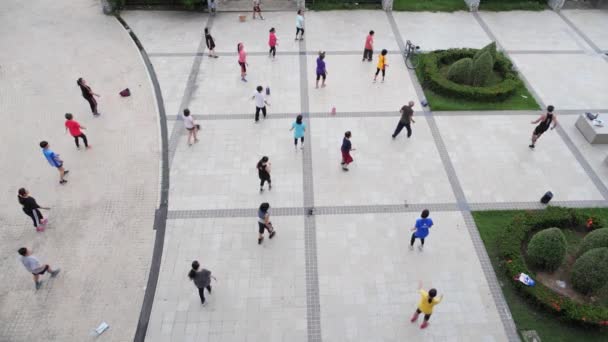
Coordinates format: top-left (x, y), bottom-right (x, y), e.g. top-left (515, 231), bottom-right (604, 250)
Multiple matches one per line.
top-left (393, 0), bottom-right (466, 11)
top-left (308, 1), bottom-right (380, 10)
top-left (473, 209), bottom-right (608, 341)
top-left (480, 0), bottom-right (547, 11)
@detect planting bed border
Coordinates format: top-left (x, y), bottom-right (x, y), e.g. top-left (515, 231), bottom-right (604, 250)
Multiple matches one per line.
top-left (497, 206), bottom-right (608, 327)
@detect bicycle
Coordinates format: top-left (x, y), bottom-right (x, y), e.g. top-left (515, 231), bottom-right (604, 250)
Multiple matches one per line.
top-left (404, 40), bottom-right (421, 70)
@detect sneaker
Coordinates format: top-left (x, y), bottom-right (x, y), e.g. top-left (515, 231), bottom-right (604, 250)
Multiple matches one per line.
top-left (409, 245), bottom-right (414, 251)
top-left (373, 79), bottom-right (377, 83)
top-left (392, 135), bottom-right (396, 139)
top-left (242, 78), bottom-right (248, 82)
top-left (418, 245), bottom-right (424, 251)
top-left (528, 144), bottom-right (535, 149)
top-left (269, 231), bottom-right (276, 239)
top-left (50, 268), bottom-right (61, 277)
top-left (208, 286), bottom-right (212, 294)
top-left (64, 170), bottom-right (70, 176)
top-left (420, 321), bottom-right (429, 329)
top-left (59, 180), bottom-right (68, 185)
top-left (35, 281), bottom-right (42, 290)
top-left (410, 314), bottom-right (419, 323)
top-left (201, 301), bottom-right (207, 306)
top-left (268, 184), bottom-right (272, 191)
top-left (76, 146), bottom-right (81, 150)
top-left (258, 237), bottom-right (264, 245)
top-left (260, 188), bottom-right (264, 193)
top-left (342, 167), bottom-right (349, 171)
top-left (213, 55), bottom-right (219, 59)
top-left (85, 145), bottom-right (92, 149)
top-left (42, 218), bottom-right (48, 225)
top-left (381, 79), bottom-right (385, 83)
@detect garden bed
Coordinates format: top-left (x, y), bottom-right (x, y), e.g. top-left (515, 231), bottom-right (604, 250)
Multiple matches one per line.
top-left (473, 208), bottom-right (608, 340)
top-left (416, 48), bottom-right (539, 111)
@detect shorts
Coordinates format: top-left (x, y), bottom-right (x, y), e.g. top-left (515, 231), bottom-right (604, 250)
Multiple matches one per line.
top-left (55, 162), bottom-right (63, 169)
top-left (33, 265), bottom-right (49, 275)
top-left (254, 5), bottom-right (261, 12)
top-left (316, 73), bottom-right (326, 81)
top-left (239, 62), bottom-right (247, 73)
top-left (186, 127), bottom-right (195, 131)
top-left (258, 222), bottom-right (265, 234)
top-left (533, 126), bottom-right (548, 136)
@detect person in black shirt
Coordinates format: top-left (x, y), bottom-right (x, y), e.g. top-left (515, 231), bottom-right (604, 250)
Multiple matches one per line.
top-left (393, 101), bottom-right (416, 139)
top-left (529, 105), bottom-right (558, 149)
top-left (18, 188), bottom-right (49, 231)
top-left (204, 27), bottom-right (218, 58)
top-left (76, 77), bottom-right (100, 116)
top-left (257, 156), bottom-right (272, 192)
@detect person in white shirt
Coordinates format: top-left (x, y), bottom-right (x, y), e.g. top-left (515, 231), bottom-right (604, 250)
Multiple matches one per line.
top-left (295, 10), bottom-right (304, 41)
top-left (183, 108), bottom-right (199, 146)
top-left (252, 86), bottom-right (270, 122)
top-left (18, 247), bottom-right (60, 290)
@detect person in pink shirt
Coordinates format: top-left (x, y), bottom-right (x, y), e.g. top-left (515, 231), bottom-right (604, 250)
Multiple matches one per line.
top-left (268, 28), bottom-right (278, 59)
top-left (238, 42), bottom-right (248, 82)
top-left (64, 113), bottom-right (90, 149)
top-left (363, 30), bottom-right (374, 62)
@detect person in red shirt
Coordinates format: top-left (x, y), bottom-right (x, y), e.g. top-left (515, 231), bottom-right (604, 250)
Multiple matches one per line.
top-left (64, 113), bottom-right (90, 149)
top-left (268, 27), bottom-right (278, 59)
top-left (362, 30), bottom-right (374, 62)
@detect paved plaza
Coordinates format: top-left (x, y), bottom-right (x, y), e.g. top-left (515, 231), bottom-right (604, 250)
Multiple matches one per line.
top-left (2, 2), bottom-right (608, 342)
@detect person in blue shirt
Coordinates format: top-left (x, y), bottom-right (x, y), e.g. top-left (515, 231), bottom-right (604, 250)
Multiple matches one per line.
top-left (40, 141), bottom-right (69, 184)
top-left (410, 209), bottom-right (433, 251)
top-left (289, 114), bottom-right (306, 150)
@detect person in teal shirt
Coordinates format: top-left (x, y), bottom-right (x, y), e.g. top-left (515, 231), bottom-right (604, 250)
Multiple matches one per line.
top-left (289, 114), bottom-right (306, 150)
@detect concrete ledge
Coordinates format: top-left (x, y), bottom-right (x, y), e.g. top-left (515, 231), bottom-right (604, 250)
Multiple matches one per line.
top-left (576, 114), bottom-right (608, 144)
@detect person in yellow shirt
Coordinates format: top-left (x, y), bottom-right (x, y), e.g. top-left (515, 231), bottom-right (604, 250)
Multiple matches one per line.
top-left (410, 283), bottom-right (443, 329)
top-left (373, 49), bottom-right (388, 83)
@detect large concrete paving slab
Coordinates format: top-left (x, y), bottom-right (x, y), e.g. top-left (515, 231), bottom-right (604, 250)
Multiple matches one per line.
top-left (561, 9), bottom-right (608, 50)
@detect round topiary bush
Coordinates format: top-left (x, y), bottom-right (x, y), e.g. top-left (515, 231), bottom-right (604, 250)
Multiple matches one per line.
top-left (447, 57), bottom-right (473, 85)
top-left (571, 247), bottom-right (608, 294)
top-left (471, 51), bottom-right (493, 86)
top-left (578, 228), bottom-right (608, 256)
top-left (526, 227), bottom-right (567, 272)
top-left (473, 41), bottom-right (497, 61)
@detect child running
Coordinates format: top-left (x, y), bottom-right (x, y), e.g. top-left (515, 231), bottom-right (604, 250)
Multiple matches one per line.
top-left (410, 282), bottom-right (443, 329)
top-left (268, 28), bottom-right (278, 59)
top-left (257, 156), bottom-right (272, 192)
top-left (315, 51), bottom-right (327, 89)
top-left (182, 109), bottom-right (200, 146)
top-left (253, 0), bottom-right (264, 20)
top-left (18, 188), bottom-right (49, 232)
top-left (410, 209), bottom-right (433, 251)
top-left (340, 131), bottom-right (354, 171)
top-left (362, 30), bottom-right (374, 62)
top-left (257, 202), bottom-right (276, 244)
top-left (295, 10), bottom-right (304, 40)
top-left (289, 114), bottom-right (306, 150)
top-left (373, 49), bottom-right (388, 83)
top-left (40, 141), bottom-right (69, 184)
top-left (204, 28), bottom-right (218, 58)
top-left (187, 260), bottom-right (215, 306)
top-left (64, 113), bottom-right (90, 149)
top-left (238, 43), bottom-right (248, 82)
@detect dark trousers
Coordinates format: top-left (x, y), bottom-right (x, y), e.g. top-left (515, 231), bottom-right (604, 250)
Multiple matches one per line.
top-left (296, 27), bottom-right (304, 38)
top-left (23, 208), bottom-right (43, 227)
top-left (392, 122), bottom-right (412, 138)
top-left (255, 106), bottom-right (267, 121)
top-left (84, 96), bottom-right (97, 114)
top-left (73, 134), bottom-right (88, 148)
top-left (269, 46), bottom-right (276, 57)
top-left (363, 49), bottom-right (373, 61)
top-left (198, 285), bottom-right (212, 303)
top-left (294, 137), bottom-right (304, 145)
top-left (410, 233), bottom-right (424, 246)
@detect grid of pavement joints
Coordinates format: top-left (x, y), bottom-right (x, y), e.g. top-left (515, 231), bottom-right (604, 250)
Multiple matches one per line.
top-left (168, 15), bottom-right (214, 167)
top-left (153, 9), bottom-right (608, 342)
top-left (387, 10), bottom-right (520, 341)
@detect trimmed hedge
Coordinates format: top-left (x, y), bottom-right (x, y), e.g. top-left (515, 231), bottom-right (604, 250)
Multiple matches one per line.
top-left (526, 227), bottom-right (567, 272)
top-left (474, 42), bottom-right (497, 61)
top-left (571, 248), bottom-right (608, 294)
top-left (418, 48), bottom-right (522, 102)
top-left (578, 228), bottom-right (608, 256)
top-left (497, 206), bottom-right (608, 327)
top-left (447, 57), bottom-right (473, 85)
top-left (471, 51), bottom-right (493, 86)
